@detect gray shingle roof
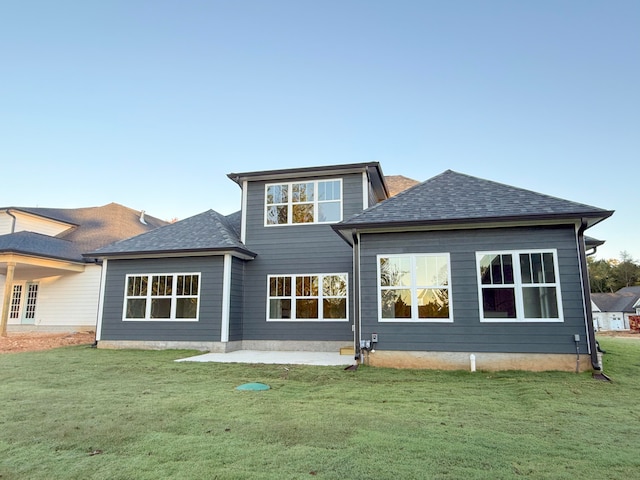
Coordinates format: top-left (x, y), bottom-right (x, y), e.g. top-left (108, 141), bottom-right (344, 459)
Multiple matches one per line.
top-left (1, 203), bottom-right (168, 262)
top-left (0, 231), bottom-right (85, 263)
top-left (592, 288), bottom-right (640, 313)
top-left (88, 210), bottom-right (255, 258)
top-left (338, 170), bottom-right (613, 229)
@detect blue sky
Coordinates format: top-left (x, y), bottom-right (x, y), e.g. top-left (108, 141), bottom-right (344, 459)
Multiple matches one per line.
top-left (2, 1), bottom-right (638, 261)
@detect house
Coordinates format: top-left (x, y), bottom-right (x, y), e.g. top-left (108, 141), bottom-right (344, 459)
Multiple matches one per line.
top-left (88, 162), bottom-right (614, 371)
top-left (591, 286), bottom-right (640, 331)
top-left (0, 204), bottom-right (167, 333)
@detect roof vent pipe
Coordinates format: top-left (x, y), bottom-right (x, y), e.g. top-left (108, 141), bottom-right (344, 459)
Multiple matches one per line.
top-left (139, 210), bottom-right (147, 225)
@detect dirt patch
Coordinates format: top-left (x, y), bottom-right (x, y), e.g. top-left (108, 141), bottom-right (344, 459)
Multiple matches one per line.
top-left (0, 331), bottom-right (96, 354)
top-left (596, 331), bottom-right (640, 338)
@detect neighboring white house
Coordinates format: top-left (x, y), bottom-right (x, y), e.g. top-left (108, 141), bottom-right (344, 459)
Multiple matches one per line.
top-left (591, 286), bottom-right (640, 331)
top-left (0, 204), bottom-right (166, 333)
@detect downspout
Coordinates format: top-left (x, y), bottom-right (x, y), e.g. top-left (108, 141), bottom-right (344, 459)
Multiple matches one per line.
top-left (6, 209), bottom-right (17, 233)
top-left (352, 230), bottom-right (362, 362)
top-left (576, 219), bottom-right (600, 371)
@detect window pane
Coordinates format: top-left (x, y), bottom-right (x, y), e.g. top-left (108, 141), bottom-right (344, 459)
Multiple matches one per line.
top-left (323, 275), bottom-right (347, 296)
top-left (296, 276), bottom-right (318, 296)
top-left (482, 288), bottom-right (516, 318)
top-left (176, 275), bottom-right (199, 296)
top-left (267, 205), bottom-right (288, 224)
top-left (416, 256), bottom-right (448, 286)
top-left (292, 183), bottom-right (314, 202)
top-left (502, 255), bottom-right (514, 283)
top-left (150, 298), bottom-right (171, 318)
top-left (318, 180), bottom-right (340, 201)
top-left (269, 299), bottom-right (291, 319)
top-left (380, 257), bottom-right (411, 287)
top-left (267, 184), bottom-right (287, 204)
top-left (176, 298), bottom-right (198, 319)
top-left (296, 299), bottom-right (319, 319)
top-left (270, 276), bottom-right (291, 297)
top-left (292, 203), bottom-right (314, 223)
top-left (318, 202), bottom-right (340, 222)
top-left (128, 276), bottom-right (147, 296)
top-left (530, 253), bottom-right (543, 283)
top-left (520, 254), bottom-right (532, 284)
top-left (152, 276), bottom-right (172, 296)
top-left (523, 287), bottom-right (559, 318)
top-left (381, 289), bottom-right (412, 318)
top-left (543, 253), bottom-right (556, 283)
top-left (323, 298), bottom-right (347, 319)
top-left (126, 299), bottom-right (146, 318)
top-left (417, 289), bottom-right (449, 318)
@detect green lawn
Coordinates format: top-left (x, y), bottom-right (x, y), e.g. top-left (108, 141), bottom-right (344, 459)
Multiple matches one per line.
top-left (1, 338), bottom-right (639, 479)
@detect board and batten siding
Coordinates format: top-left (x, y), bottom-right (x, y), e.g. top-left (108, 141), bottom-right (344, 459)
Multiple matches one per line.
top-left (100, 256), bottom-right (224, 342)
top-left (359, 225), bottom-right (589, 355)
top-left (240, 172), bottom-right (365, 342)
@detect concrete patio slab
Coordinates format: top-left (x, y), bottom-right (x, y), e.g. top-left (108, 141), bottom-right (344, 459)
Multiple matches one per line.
top-left (176, 350), bottom-right (355, 366)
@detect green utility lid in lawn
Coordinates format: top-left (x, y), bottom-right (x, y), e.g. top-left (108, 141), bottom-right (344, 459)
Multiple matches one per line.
top-left (236, 382), bottom-right (270, 391)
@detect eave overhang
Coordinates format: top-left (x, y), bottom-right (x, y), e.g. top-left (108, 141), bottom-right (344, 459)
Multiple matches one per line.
top-left (332, 210), bottom-right (614, 245)
top-left (84, 247), bottom-right (257, 261)
top-left (0, 252), bottom-right (86, 274)
top-left (227, 162), bottom-right (389, 200)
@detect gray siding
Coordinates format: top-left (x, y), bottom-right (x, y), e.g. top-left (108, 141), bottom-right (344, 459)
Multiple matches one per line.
top-left (241, 173), bottom-right (365, 341)
top-left (359, 225), bottom-right (589, 354)
top-left (229, 257), bottom-right (245, 341)
top-left (101, 256), bottom-right (224, 342)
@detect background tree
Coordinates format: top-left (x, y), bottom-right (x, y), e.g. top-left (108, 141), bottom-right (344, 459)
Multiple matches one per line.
top-left (588, 251), bottom-right (640, 292)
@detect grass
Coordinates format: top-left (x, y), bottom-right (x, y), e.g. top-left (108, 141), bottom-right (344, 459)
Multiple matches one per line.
top-left (1, 338), bottom-right (639, 479)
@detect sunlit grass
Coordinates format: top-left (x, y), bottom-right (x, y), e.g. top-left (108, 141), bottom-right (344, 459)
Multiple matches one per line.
top-left (1, 338), bottom-right (638, 479)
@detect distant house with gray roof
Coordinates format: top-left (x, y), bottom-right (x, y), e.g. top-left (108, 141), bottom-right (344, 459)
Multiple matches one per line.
top-left (591, 286), bottom-right (640, 331)
top-left (0, 204), bottom-right (167, 333)
top-left (88, 163), bottom-right (614, 372)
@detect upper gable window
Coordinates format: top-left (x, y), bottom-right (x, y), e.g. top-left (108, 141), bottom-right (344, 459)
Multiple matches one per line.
top-left (476, 250), bottom-right (563, 322)
top-left (265, 179), bottom-right (342, 225)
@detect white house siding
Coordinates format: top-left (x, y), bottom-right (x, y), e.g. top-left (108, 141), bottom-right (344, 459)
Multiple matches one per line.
top-left (7, 264), bottom-right (101, 331)
top-left (0, 214), bottom-right (13, 234)
top-left (592, 312), bottom-right (627, 331)
top-left (8, 212), bottom-right (71, 236)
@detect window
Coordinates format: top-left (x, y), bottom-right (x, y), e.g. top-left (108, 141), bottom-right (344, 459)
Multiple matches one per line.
top-left (123, 273), bottom-right (200, 321)
top-left (10, 285), bottom-right (22, 319)
top-left (477, 250), bottom-right (562, 322)
top-left (267, 273), bottom-right (348, 321)
top-left (378, 254), bottom-right (452, 322)
top-left (265, 179), bottom-right (342, 225)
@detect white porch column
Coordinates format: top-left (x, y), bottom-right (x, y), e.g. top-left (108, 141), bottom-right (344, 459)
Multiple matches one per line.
top-left (1, 262), bottom-right (16, 337)
top-left (221, 254), bottom-right (232, 342)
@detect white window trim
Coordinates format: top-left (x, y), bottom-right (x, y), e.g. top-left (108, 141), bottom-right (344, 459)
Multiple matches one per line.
top-left (476, 249), bottom-right (564, 323)
top-left (122, 272), bottom-right (201, 322)
top-left (264, 178), bottom-right (343, 226)
top-left (377, 253), bottom-right (453, 323)
top-left (266, 273), bottom-right (349, 322)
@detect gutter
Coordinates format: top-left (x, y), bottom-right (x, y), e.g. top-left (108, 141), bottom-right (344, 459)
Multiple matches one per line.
top-left (6, 209), bottom-right (17, 233)
top-left (351, 230), bottom-right (362, 362)
top-left (577, 218), bottom-right (601, 371)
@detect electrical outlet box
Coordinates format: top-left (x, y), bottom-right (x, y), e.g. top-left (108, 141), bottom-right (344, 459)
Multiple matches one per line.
top-left (371, 333), bottom-right (378, 342)
top-left (573, 334), bottom-right (580, 342)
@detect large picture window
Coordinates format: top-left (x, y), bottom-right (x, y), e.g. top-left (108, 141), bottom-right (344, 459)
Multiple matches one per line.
top-left (477, 250), bottom-right (563, 322)
top-left (265, 179), bottom-right (342, 225)
top-left (123, 273), bottom-right (200, 321)
top-left (267, 273), bottom-right (348, 321)
top-left (378, 254), bottom-right (452, 322)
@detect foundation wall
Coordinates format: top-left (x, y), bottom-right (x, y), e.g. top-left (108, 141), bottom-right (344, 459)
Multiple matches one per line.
top-left (366, 350), bottom-right (592, 372)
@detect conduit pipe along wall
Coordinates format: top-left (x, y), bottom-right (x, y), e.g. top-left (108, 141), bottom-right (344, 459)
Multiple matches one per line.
top-left (577, 219), bottom-right (600, 370)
